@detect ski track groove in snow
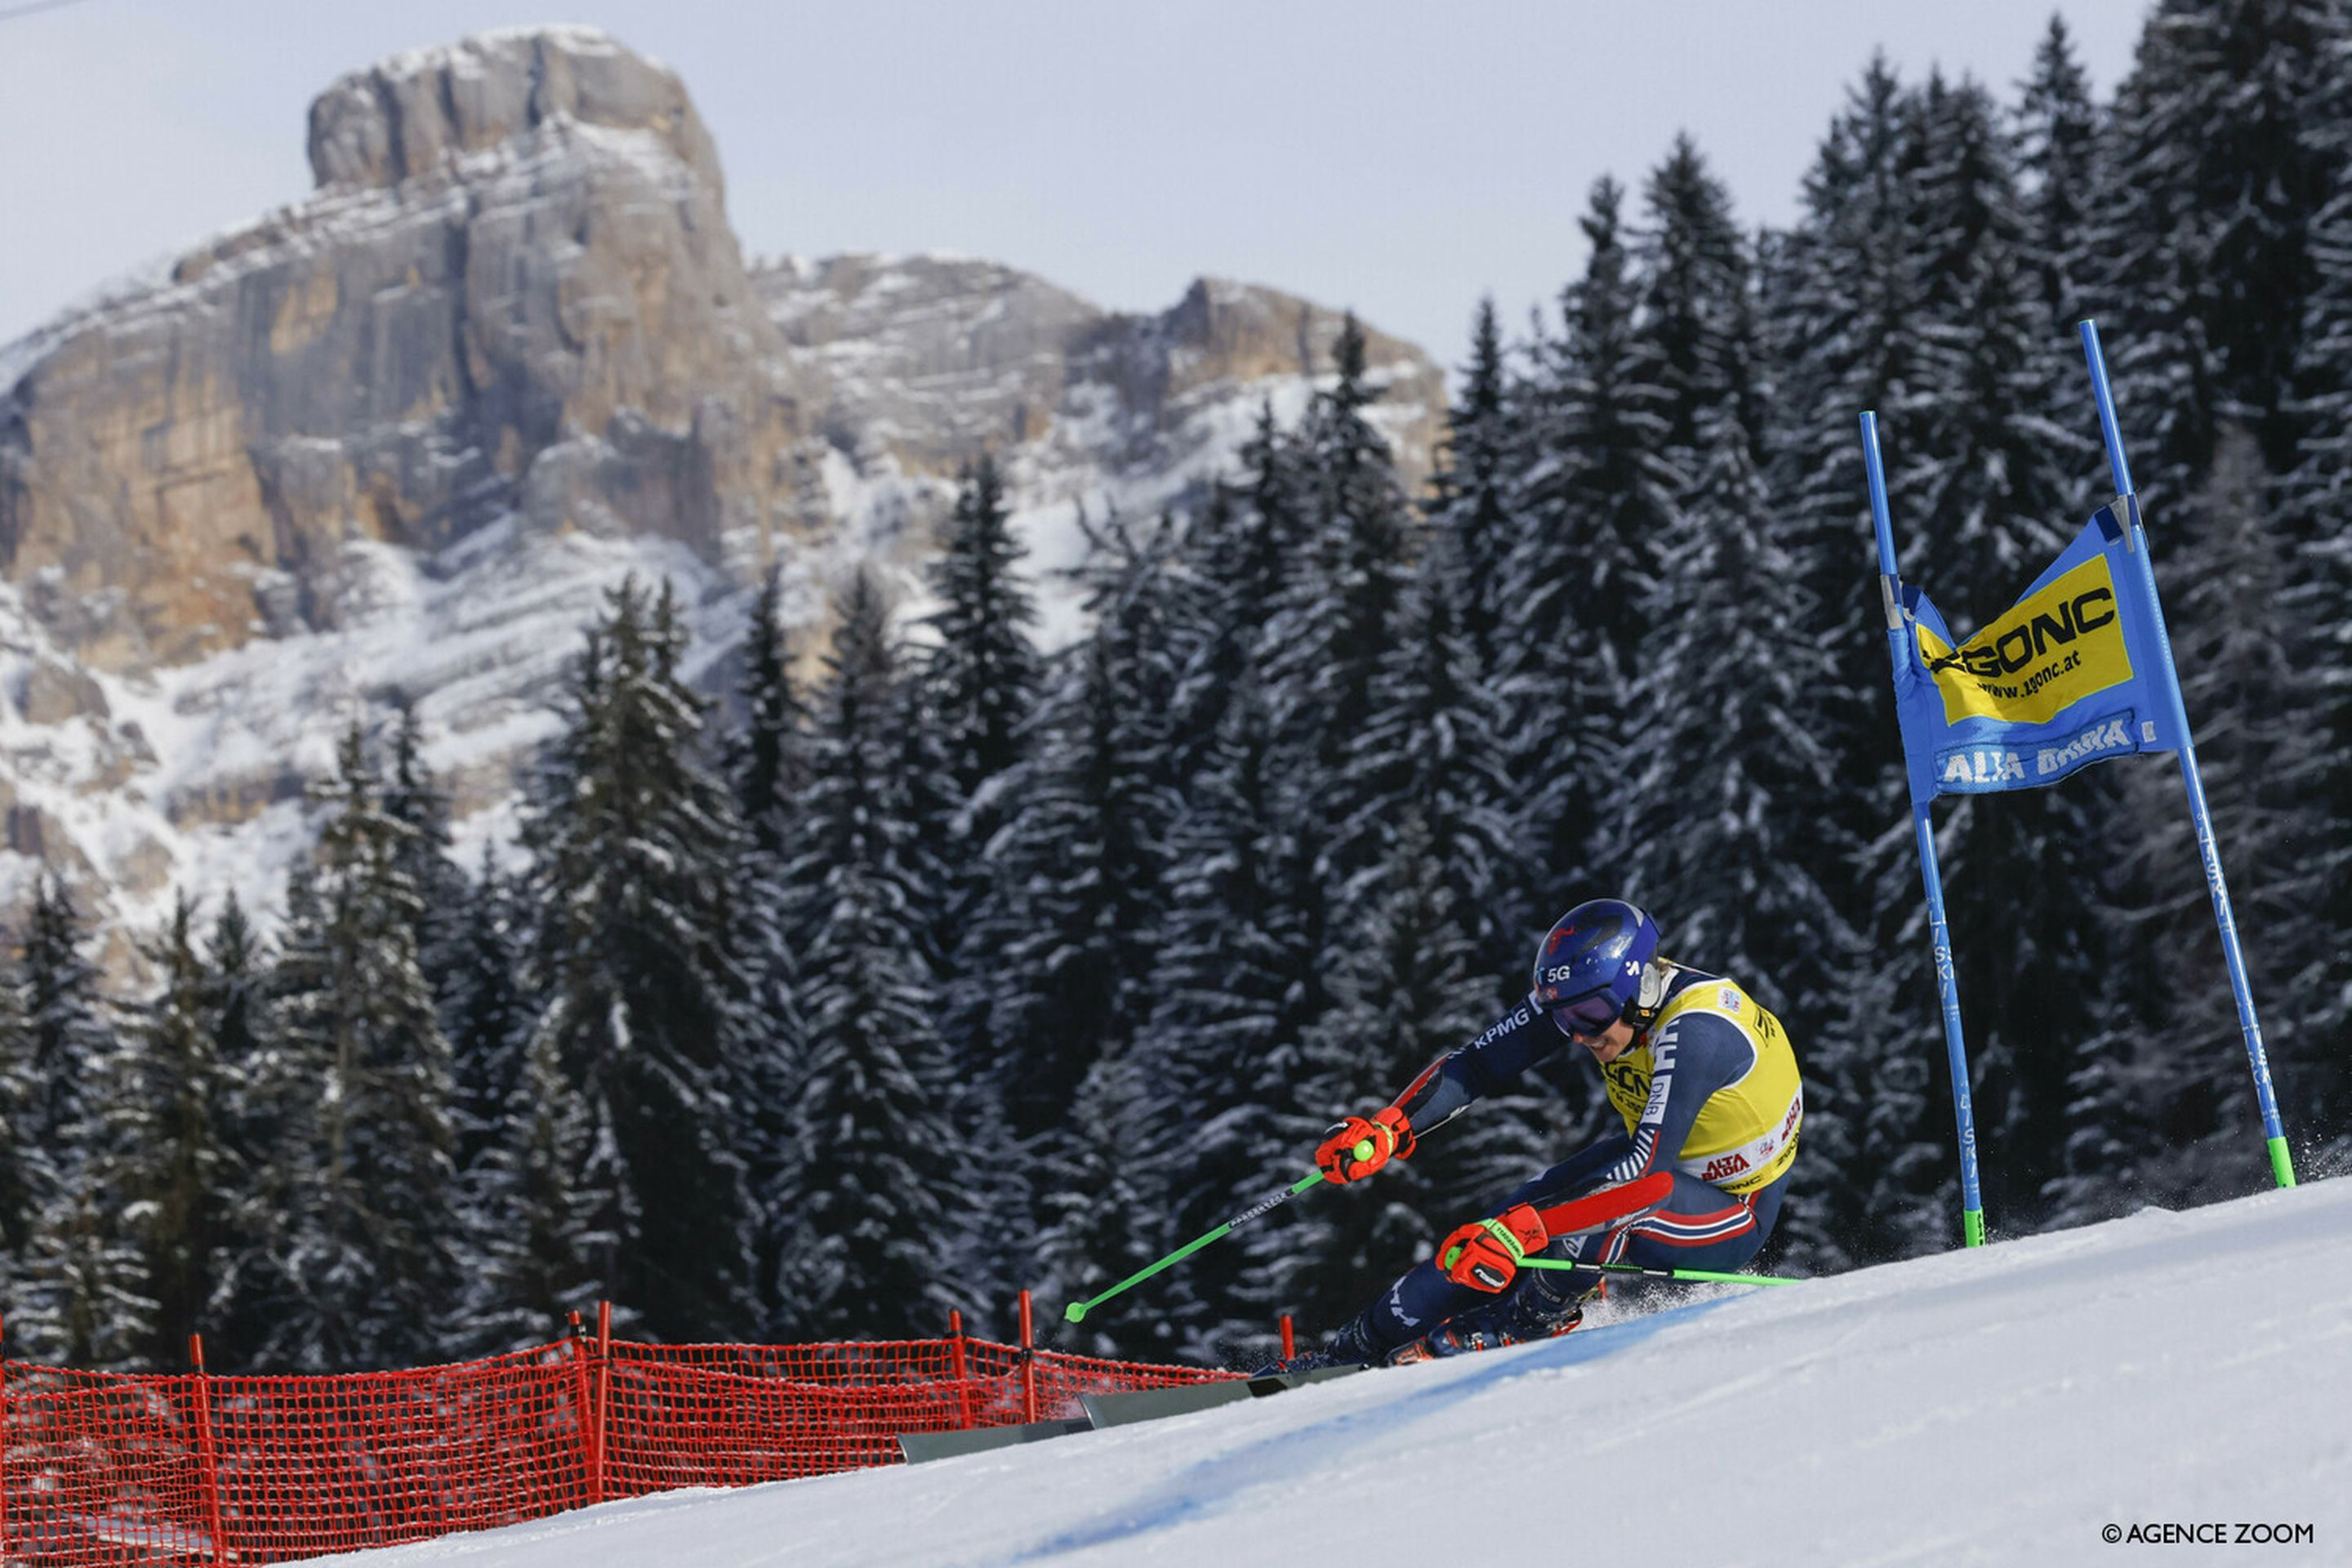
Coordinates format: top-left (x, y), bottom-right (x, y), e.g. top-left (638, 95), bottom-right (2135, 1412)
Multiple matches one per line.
top-left (998, 1298), bottom-right (1734, 1564)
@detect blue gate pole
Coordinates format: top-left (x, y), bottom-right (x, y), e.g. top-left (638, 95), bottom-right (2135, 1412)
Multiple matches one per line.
top-left (2077, 321), bottom-right (2296, 1189)
top-left (1860, 412), bottom-right (1989, 1245)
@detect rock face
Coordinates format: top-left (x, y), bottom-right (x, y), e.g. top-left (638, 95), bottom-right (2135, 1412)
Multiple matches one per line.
top-left (0, 27), bottom-right (1448, 947)
top-left (0, 27), bottom-right (804, 675)
top-left (306, 28), bottom-right (726, 196)
top-left (760, 256), bottom-right (1442, 499)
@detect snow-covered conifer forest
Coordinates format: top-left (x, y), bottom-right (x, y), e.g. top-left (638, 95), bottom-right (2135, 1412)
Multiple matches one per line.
top-left (3, 2), bottom-right (2350, 1374)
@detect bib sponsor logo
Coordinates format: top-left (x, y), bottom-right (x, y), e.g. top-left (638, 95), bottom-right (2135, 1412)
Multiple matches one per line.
top-left (1602, 1059), bottom-right (1648, 1113)
top-left (1702, 1152), bottom-right (1750, 1183)
top-left (1717, 987), bottom-right (1740, 1013)
top-left (1914, 556), bottom-right (2132, 726)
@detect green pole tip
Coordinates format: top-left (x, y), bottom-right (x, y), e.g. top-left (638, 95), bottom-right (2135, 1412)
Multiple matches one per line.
top-left (1062, 1302), bottom-right (1086, 1324)
top-left (1352, 1138), bottom-right (1374, 1161)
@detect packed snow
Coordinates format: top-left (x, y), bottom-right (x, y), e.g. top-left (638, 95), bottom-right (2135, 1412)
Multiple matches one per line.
top-left (315, 1176), bottom-right (2352, 1566)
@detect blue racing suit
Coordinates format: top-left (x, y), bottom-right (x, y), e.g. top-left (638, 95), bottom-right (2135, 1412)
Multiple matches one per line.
top-left (1356, 964), bottom-right (1802, 1355)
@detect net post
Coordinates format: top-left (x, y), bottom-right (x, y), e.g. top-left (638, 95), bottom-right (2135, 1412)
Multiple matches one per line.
top-left (1280, 1314), bottom-right (1296, 1361)
top-left (947, 1309), bottom-right (975, 1431)
top-left (1017, 1290), bottom-right (1039, 1425)
top-left (188, 1334), bottom-right (229, 1568)
top-left (564, 1311), bottom-right (600, 1509)
top-left (594, 1301), bottom-right (614, 1503)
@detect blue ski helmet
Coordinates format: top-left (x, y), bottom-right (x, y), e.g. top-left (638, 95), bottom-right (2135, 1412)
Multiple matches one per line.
top-left (1530, 899), bottom-right (1659, 1035)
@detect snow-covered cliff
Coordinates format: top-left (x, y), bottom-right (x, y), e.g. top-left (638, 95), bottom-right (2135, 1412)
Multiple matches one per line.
top-left (0, 28), bottom-right (1446, 946)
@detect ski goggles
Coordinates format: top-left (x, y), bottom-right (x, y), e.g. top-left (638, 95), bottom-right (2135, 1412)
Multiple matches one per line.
top-left (1544, 991), bottom-right (1623, 1038)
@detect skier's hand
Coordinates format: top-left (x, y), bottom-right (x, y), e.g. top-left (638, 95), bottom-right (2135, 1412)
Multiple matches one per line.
top-left (1437, 1203), bottom-right (1549, 1293)
top-left (1315, 1106), bottom-right (1414, 1183)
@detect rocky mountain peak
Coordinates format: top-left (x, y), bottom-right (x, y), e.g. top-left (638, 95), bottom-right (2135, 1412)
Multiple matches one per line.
top-left (305, 28), bottom-right (724, 198)
top-left (1, 27), bottom-right (797, 679)
top-left (0, 31), bottom-right (1447, 956)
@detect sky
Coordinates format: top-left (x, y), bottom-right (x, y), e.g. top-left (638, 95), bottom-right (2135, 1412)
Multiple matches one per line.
top-left (0, 1), bottom-right (2148, 371)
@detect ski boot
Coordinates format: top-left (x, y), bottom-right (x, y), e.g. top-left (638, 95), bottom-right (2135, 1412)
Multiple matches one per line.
top-left (1388, 1269), bottom-right (1592, 1365)
top-left (1250, 1315), bottom-right (1380, 1378)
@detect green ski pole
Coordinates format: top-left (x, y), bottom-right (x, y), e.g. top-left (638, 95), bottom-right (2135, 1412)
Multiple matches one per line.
top-left (1521, 1258), bottom-right (1803, 1287)
top-left (1063, 1165), bottom-right (1341, 1324)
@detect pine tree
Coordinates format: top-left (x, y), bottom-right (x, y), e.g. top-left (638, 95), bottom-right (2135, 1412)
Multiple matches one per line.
top-left (204, 893), bottom-right (265, 1075)
top-left (733, 564), bottom-right (813, 856)
top-left (522, 578), bottom-right (760, 1342)
top-left (1637, 134), bottom-right (1757, 464)
top-left (2091, 0), bottom-right (2341, 483)
top-left (0, 897), bottom-right (40, 1267)
top-left (775, 568), bottom-right (964, 1339)
top-left (1262, 314), bottom-right (1418, 833)
top-left (1136, 669), bottom-right (1325, 1355)
top-left (199, 891), bottom-right (276, 1363)
top-left (227, 727), bottom-right (461, 1370)
top-left (2014, 14), bottom-right (2101, 330)
top-left (11, 879), bottom-right (152, 1365)
top-left (1037, 1022), bottom-right (1188, 1361)
top-left (459, 1020), bottom-right (607, 1355)
top-left (913, 457), bottom-right (1043, 1205)
top-left (382, 696), bottom-right (468, 1018)
top-left (1904, 72), bottom-right (2081, 591)
top-left (1330, 527), bottom-right (1519, 970)
top-left (1235, 399), bottom-right (1308, 644)
top-left (978, 534), bottom-right (1175, 1144)
top-left (924, 454), bottom-right (1042, 805)
top-left (1502, 177), bottom-right (1673, 915)
top-left (1428, 298), bottom-right (1522, 678)
top-left (445, 845), bottom-right (528, 1179)
top-left (17, 875), bottom-right (106, 1159)
top-left (728, 570), bottom-right (817, 1336)
top-left (2277, 12), bottom-right (2352, 1163)
top-left (124, 893), bottom-right (234, 1365)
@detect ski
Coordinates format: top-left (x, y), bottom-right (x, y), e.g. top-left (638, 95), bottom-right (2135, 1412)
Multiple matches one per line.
top-left (1080, 1363), bottom-right (1365, 1428)
top-left (898, 1416), bottom-right (1094, 1464)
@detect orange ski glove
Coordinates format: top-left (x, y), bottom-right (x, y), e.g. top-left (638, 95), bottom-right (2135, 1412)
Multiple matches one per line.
top-left (1437, 1202), bottom-right (1550, 1293)
top-left (1315, 1106), bottom-right (1415, 1184)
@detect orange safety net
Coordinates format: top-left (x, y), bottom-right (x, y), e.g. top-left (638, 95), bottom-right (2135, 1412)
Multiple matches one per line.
top-left (598, 1337), bottom-right (1233, 1494)
top-left (0, 1317), bottom-right (1237, 1566)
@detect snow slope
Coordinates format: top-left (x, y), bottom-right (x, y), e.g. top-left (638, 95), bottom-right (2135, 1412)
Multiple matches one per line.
top-left (313, 1177), bottom-right (2352, 1567)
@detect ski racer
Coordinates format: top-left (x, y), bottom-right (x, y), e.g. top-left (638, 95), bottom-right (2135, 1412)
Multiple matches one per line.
top-left (1266, 898), bottom-right (1802, 1369)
